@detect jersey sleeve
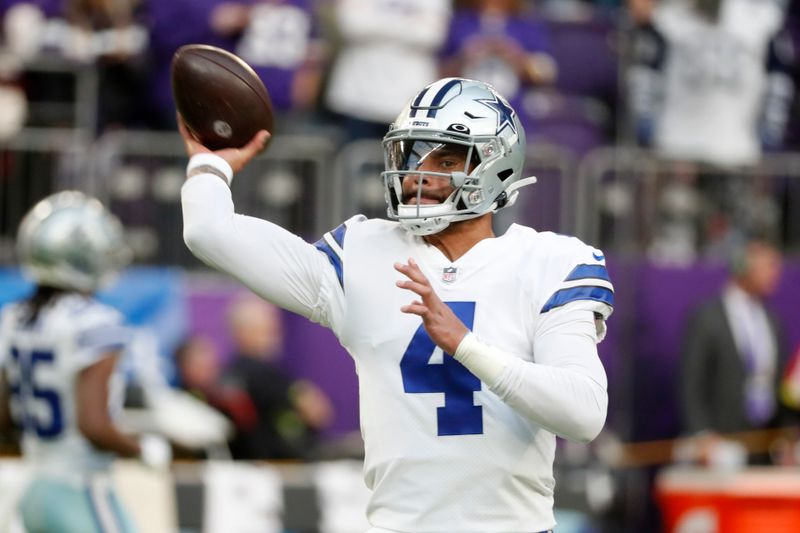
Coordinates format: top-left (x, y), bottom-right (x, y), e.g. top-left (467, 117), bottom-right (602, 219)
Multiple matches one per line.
top-left (182, 170), bottom-right (350, 333)
top-left (538, 241), bottom-right (614, 342)
top-left (311, 215), bottom-right (366, 335)
top-left (72, 302), bottom-right (132, 371)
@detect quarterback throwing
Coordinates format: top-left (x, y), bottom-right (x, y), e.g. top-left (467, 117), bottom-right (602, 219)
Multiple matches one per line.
top-left (180, 77), bottom-right (613, 533)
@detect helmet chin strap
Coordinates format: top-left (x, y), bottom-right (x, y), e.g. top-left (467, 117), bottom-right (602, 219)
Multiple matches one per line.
top-left (494, 176), bottom-right (537, 211)
top-left (397, 175), bottom-right (537, 235)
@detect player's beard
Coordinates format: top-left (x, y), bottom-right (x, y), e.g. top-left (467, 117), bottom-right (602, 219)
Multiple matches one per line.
top-left (401, 187), bottom-right (452, 205)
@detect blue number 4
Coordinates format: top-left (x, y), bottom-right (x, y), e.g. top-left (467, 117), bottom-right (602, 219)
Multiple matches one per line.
top-left (400, 301), bottom-right (482, 436)
top-left (9, 347), bottom-right (64, 439)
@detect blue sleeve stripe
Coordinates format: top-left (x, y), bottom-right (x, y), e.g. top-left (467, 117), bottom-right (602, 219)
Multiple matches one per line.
top-left (314, 239), bottom-right (344, 290)
top-left (565, 264), bottom-right (610, 282)
top-left (541, 286), bottom-right (614, 313)
top-left (330, 223), bottom-right (347, 248)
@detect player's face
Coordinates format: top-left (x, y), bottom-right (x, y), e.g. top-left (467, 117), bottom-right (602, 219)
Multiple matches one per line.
top-left (401, 143), bottom-right (472, 205)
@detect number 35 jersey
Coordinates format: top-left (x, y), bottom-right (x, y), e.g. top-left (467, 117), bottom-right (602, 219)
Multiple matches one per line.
top-left (313, 216), bottom-right (613, 532)
top-left (0, 294), bottom-right (130, 477)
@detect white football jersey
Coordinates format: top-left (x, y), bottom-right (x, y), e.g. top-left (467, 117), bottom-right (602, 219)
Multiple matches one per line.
top-left (0, 294), bottom-right (130, 478)
top-left (182, 173), bottom-right (612, 532)
top-left (313, 216), bottom-right (612, 532)
top-left (653, 0), bottom-right (786, 166)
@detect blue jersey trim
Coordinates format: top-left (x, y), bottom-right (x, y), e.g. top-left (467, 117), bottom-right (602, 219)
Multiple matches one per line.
top-left (541, 286), bottom-right (614, 313)
top-left (314, 239), bottom-right (344, 290)
top-left (330, 223), bottom-right (347, 248)
top-left (427, 79), bottom-right (461, 118)
top-left (565, 264), bottom-right (610, 282)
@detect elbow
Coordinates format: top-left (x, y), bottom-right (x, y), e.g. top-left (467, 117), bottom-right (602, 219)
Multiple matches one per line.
top-left (181, 188), bottom-right (229, 258)
top-left (562, 388), bottom-right (608, 443)
top-left (569, 410), bottom-right (607, 443)
top-left (183, 217), bottom-right (222, 258)
top-left (183, 223), bottom-right (203, 255)
top-left (77, 414), bottom-right (108, 449)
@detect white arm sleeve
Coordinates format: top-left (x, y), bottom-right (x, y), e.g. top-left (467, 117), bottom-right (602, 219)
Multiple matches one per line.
top-left (454, 306), bottom-right (608, 442)
top-left (181, 161), bottom-right (344, 330)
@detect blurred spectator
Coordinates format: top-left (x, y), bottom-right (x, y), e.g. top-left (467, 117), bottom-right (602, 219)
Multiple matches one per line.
top-left (627, 0), bottom-right (794, 166)
top-left (629, 0), bottom-right (795, 261)
top-left (148, 0), bottom-right (323, 131)
top-left (175, 335), bottom-right (257, 444)
top-left (222, 294), bottom-right (333, 460)
top-left (678, 236), bottom-right (788, 466)
top-left (145, 0), bottom-right (234, 129)
top-left (440, 0), bottom-right (556, 111)
top-left (3, 0), bottom-right (150, 130)
top-left (176, 334), bottom-right (224, 400)
top-left (323, 0), bottom-right (452, 141)
top-left (781, 343), bottom-right (800, 413)
top-left (783, 0), bottom-right (800, 150)
top-left (175, 334), bottom-right (264, 434)
top-left (222, 0), bottom-right (326, 128)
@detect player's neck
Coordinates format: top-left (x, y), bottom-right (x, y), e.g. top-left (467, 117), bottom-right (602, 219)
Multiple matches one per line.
top-left (423, 214), bottom-right (495, 262)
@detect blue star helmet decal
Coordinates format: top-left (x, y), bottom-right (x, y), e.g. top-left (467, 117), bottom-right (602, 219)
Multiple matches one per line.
top-left (476, 93), bottom-right (517, 136)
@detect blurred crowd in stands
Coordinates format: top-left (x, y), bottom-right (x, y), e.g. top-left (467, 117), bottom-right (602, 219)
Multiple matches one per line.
top-left (0, 0), bottom-right (797, 260)
top-left (0, 0), bottom-right (792, 146)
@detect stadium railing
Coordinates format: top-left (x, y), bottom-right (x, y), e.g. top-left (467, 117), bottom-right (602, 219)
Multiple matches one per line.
top-left (20, 56), bottom-right (100, 132)
top-left (574, 146), bottom-right (800, 254)
top-left (86, 129), bottom-right (340, 266)
top-left (0, 127), bottom-right (93, 263)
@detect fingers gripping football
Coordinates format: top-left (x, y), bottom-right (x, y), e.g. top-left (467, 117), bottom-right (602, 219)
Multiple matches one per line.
top-left (395, 258), bottom-right (469, 355)
top-left (178, 113), bottom-right (270, 174)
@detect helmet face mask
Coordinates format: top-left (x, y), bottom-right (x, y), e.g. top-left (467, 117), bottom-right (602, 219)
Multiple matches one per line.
top-left (382, 78), bottom-right (533, 236)
top-left (17, 191), bottom-right (131, 293)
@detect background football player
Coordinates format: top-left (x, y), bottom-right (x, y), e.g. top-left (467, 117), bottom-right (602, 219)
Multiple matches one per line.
top-left (0, 192), bottom-right (166, 533)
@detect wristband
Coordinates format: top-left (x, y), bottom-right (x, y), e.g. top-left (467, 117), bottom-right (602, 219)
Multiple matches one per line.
top-left (453, 333), bottom-right (515, 387)
top-left (187, 153), bottom-right (234, 186)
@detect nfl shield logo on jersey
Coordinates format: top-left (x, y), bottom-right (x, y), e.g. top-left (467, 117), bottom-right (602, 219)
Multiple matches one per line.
top-left (442, 266), bottom-right (458, 283)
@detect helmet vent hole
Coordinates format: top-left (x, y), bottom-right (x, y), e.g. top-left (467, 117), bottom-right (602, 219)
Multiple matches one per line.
top-left (497, 169), bottom-right (513, 182)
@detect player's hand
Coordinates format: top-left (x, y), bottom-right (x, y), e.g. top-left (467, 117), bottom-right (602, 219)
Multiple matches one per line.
top-left (177, 113), bottom-right (270, 174)
top-left (395, 258), bottom-right (469, 355)
top-left (139, 433), bottom-right (172, 470)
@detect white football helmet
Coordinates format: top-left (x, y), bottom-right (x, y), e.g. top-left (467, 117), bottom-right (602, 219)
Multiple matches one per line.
top-left (382, 77), bottom-right (536, 235)
top-left (17, 191), bottom-right (131, 292)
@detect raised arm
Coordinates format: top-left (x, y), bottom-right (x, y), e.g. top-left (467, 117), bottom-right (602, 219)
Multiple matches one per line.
top-left (179, 121), bottom-right (343, 326)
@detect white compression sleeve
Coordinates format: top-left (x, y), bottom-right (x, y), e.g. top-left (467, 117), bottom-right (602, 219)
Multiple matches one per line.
top-left (453, 307), bottom-right (608, 443)
top-left (181, 156), bottom-right (344, 329)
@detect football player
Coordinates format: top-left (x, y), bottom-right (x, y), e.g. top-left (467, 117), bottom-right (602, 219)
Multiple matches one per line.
top-left (0, 192), bottom-right (162, 533)
top-left (180, 77), bottom-right (613, 532)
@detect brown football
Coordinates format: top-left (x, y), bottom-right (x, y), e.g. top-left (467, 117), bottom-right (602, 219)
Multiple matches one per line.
top-left (171, 44), bottom-right (274, 150)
